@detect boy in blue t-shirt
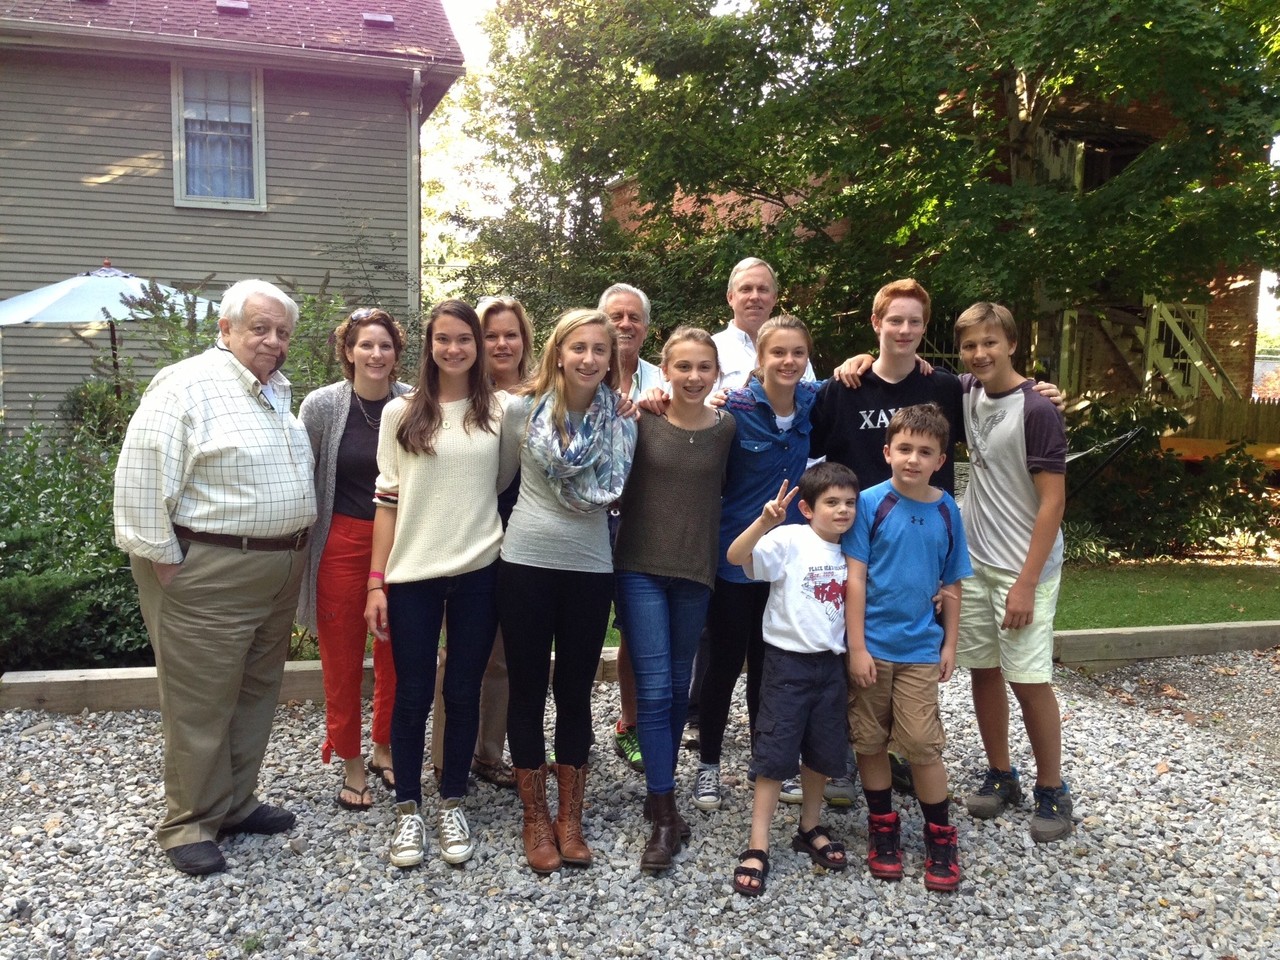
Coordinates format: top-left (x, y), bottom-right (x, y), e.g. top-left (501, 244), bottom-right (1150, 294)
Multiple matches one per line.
top-left (844, 403), bottom-right (972, 892)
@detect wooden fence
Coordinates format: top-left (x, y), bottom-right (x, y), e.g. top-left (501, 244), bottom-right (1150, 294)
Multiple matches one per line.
top-left (1175, 395), bottom-right (1280, 442)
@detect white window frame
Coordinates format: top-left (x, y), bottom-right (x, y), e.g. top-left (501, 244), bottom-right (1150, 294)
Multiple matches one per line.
top-left (171, 63), bottom-right (267, 211)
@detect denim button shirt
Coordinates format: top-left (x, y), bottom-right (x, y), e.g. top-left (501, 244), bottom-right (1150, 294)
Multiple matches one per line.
top-left (716, 377), bottom-right (820, 584)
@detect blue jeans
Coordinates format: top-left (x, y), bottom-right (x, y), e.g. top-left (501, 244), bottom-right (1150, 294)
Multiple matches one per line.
top-left (615, 572), bottom-right (711, 794)
top-left (387, 562), bottom-right (498, 804)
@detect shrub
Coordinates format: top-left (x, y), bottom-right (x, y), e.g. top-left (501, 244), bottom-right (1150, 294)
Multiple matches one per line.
top-left (58, 377), bottom-right (140, 445)
top-left (1060, 519), bottom-right (1117, 565)
top-left (1065, 397), bottom-right (1279, 557)
top-left (0, 428), bottom-right (150, 671)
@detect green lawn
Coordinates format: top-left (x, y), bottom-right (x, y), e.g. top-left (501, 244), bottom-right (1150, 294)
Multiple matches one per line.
top-left (596, 562), bottom-right (1280, 649)
top-left (1056, 561), bottom-right (1280, 630)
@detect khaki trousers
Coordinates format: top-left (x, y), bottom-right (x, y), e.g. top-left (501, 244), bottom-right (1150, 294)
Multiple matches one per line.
top-left (132, 541), bottom-right (306, 849)
top-left (430, 629), bottom-right (509, 770)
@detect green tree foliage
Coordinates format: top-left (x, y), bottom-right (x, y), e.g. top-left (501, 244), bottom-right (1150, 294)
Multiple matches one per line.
top-left (466, 0), bottom-right (1280, 363)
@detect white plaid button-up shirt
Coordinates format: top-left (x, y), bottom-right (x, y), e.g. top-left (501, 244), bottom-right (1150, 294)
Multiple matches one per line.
top-left (113, 345), bottom-right (317, 564)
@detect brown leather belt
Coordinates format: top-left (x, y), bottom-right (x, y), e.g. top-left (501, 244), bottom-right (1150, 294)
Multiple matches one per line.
top-left (174, 524), bottom-right (309, 553)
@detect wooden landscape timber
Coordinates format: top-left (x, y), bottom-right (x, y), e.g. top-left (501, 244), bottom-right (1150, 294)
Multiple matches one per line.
top-left (0, 647), bottom-right (624, 714)
top-left (1053, 621), bottom-right (1280, 674)
top-left (5, 627), bottom-right (1280, 711)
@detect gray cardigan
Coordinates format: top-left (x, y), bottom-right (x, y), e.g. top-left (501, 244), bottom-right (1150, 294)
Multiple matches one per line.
top-left (295, 378), bottom-right (411, 631)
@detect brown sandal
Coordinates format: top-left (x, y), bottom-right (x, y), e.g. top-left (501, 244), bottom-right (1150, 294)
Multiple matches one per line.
top-left (367, 760), bottom-right (395, 790)
top-left (335, 781), bottom-right (372, 811)
top-left (472, 755), bottom-right (517, 789)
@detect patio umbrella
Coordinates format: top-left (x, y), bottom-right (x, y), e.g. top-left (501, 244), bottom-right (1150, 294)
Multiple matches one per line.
top-left (0, 262), bottom-right (220, 398)
top-left (0, 262), bottom-right (218, 326)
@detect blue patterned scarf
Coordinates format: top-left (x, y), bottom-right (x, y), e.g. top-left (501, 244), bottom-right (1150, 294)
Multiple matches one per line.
top-left (525, 386), bottom-right (637, 513)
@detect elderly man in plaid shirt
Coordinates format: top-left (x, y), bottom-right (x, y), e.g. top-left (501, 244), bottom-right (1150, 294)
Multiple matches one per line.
top-left (114, 278), bottom-right (317, 876)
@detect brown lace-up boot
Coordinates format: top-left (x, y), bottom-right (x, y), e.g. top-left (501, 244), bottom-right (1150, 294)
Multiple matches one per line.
top-left (514, 765), bottom-right (561, 874)
top-left (552, 763), bottom-right (592, 866)
top-left (640, 790), bottom-right (686, 873)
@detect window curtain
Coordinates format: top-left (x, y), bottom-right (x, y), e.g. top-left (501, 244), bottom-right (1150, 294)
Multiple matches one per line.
top-left (183, 68), bottom-right (254, 200)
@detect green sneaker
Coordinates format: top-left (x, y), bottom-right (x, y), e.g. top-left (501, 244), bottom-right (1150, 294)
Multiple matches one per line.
top-left (889, 752), bottom-right (915, 797)
top-left (614, 724), bottom-right (645, 773)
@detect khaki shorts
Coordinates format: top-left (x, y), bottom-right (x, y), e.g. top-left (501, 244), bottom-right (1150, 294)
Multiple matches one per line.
top-left (956, 557), bottom-right (1060, 684)
top-left (847, 660), bottom-right (944, 765)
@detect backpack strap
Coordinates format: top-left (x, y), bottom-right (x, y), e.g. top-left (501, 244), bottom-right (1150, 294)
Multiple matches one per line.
top-left (935, 499), bottom-right (954, 568)
top-left (870, 490), bottom-right (955, 569)
top-left (868, 491), bottom-right (900, 543)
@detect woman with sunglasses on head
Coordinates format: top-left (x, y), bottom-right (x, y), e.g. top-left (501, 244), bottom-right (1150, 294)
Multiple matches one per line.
top-left (429, 296), bottom-right (536, 789)
top-left (298, 307), bottom-right (409, 812)
top-left (498, 308), bottom-right (637, 874)
top-left (365, 299), bottom-right (522, 869)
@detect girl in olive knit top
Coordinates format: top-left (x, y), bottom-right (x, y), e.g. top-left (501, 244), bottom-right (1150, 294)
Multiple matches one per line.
top-left (613, 327), bottom-right (736, 873)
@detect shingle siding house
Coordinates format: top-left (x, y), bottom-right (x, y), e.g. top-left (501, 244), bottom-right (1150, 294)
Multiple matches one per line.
top-left (0, 0), bottom-right (464, 316)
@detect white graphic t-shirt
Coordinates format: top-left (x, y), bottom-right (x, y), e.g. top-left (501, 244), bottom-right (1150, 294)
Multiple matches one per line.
top-left (751, 525), bottom-right (848, 655)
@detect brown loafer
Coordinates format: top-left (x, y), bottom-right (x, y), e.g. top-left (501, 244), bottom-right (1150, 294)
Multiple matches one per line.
top-left (472, 755), bottom-right (516, 789)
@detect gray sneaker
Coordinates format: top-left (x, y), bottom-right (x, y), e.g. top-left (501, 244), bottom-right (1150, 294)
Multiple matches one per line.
top-left (779, 776), bottom-right (804, 805)
top-left (389, 800), bottom-right (425, 868)
top-left (823, 775), bottom-right (858, 807)
top-left (692, 762), bottom-right (722, 811)
top-left (747, 769), bottom-right (804, 804)
top-left (1029, 783), bottom-right (1075, 843)
top-left (965, 767), bottom-right (1023, 820)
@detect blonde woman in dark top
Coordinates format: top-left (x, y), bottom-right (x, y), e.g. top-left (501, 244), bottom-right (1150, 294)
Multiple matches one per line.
top-left (613, 327), bottom-right (736, 872)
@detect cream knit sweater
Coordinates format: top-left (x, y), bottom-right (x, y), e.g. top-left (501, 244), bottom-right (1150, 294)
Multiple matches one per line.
top-left (374, 392), bottom-right (522, 583)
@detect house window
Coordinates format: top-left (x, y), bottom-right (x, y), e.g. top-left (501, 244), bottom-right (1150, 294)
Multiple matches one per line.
top-left (172, 65), bottom-right (266, 210)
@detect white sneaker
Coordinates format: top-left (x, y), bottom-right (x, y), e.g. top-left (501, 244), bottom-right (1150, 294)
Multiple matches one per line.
top-left (437, 798), bottom-right (475, 864)
top-left (779, 776), bottom-right (804, 805)
top-left (747, 769), bottom-right (804, 803)
top-left (389, 800), bottom-right (425, 868)
top-left (692, 762), bottom-right (722, 811)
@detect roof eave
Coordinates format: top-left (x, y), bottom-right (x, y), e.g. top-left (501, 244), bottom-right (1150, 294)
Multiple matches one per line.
top-left (0, 19), bottom-right (465, 81)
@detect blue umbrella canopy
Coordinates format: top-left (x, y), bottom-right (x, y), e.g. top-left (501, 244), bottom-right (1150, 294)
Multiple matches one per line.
top-left (0, 264), bottom-right (218, 326)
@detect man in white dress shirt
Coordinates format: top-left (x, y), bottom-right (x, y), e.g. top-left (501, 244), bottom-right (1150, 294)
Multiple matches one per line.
top-left (712, 258), bottom-right (816, 391)
top-left (114, 279), bottom-right (316, 876)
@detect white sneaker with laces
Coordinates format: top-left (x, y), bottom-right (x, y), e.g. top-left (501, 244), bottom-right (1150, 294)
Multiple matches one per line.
top-left (389, 800), bottom-right (425, 868)
top-left (438, 797), bottom-right (475, 864)
top-left (692, 762), bottom-right (722, 811)
top-left (779, 776), bottom-right (804, 804)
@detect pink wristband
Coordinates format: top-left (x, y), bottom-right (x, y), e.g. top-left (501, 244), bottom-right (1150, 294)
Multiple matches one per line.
top-left (368, 571), bottom-right (385, 581)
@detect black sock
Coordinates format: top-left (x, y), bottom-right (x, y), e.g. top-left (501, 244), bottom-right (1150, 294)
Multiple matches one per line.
top-left (864, 787), bottom-right (893, 817)
top-left (920, 798), bottom-right (950, 827)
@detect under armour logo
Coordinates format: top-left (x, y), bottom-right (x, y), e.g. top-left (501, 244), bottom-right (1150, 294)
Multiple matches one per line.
top-left (910, 516), bottom-right (925, 525)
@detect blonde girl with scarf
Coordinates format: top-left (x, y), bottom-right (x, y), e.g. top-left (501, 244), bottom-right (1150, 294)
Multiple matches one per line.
top-left (497, 308), bottom-right (637, 874)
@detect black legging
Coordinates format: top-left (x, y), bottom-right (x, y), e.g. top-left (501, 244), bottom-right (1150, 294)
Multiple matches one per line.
top-left (498, 560), bottom-right (614, 769)
top-left (696, 578), bottom-right (770, 766)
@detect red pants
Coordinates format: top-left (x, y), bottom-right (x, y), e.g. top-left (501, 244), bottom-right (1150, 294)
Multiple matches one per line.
top-left (317, 513), bottom-right (396, 761)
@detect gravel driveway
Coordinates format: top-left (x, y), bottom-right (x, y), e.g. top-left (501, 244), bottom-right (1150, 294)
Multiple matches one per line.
top-left (4, 648), bottom-right (1278, 960)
